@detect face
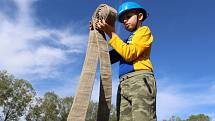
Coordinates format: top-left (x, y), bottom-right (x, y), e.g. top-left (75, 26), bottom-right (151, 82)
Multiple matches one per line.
top-left (121, 11), bottom-right (138, 32)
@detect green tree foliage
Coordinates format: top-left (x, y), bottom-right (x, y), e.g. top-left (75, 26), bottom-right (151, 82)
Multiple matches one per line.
top-left (60, 96), bottom-right (74, 121)
top-left (162, 115), bottom-right (185, 121)
top-left (85, 101), bottom-right (117, 121)
top-left (163, 114), bottom-right (211, 121)
top-left (26, 92), bottom-right (74, 121)
top-left (172, 116), bottom-right (184, 121)
top-left (0, 71), bottom-right (13, 106)
top-left (0, 71), bottom-right (36, 121)
top-left (187, 114), bottom-right (211, 121)
top-left (25, 97), bottom-right (43, 121)
top-left (41, 92), bottom-right (62, 120)
top-left (86, 101), bottom-right (98, 121)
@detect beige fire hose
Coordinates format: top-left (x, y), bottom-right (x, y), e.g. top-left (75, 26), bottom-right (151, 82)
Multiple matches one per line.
top-left (67, 4), bottom-right (117, 121)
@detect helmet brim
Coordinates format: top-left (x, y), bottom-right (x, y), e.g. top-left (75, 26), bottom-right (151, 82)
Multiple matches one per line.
top-left (118, 8), bottom-right (147, 23)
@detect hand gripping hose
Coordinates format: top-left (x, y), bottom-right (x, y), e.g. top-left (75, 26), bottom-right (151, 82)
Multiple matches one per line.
top-left (67, 4), bottom-right (117, 121)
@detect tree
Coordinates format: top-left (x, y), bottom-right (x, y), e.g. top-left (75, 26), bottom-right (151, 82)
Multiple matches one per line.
top-left (42, 92), bottom-right (63, 120)
top-left (85, 101), bottom-right (98, 121)
top-left (168, 116), bottom-right (184, 121)
top-left (26, 92), bottom-right (74, 121)
top-left (25, 97), bottom-right (43, 121)
top-left (0, 71), bottom-right (36, 121)
top-left (163, 114), bottom-right (211, 121)
top-left (0, 71), bottom-right (12, 106)
top-left (60, 96), bottom-right (74, 121)
top-left (85, 101), bottom-right (117, 121)
top-left (187, 114), bottom-right (211, 121)
top-left (26, 92), bottom-right (62, 121)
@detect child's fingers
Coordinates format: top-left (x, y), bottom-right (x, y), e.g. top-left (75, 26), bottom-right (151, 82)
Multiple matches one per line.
top-left (95, 22), bottom-right (101, 29)
top-left (89, 21), bottom-right (94, 30)
top-left (96, 21), bottom-right (104, 30)
top-left (101, 19), bottom-right (106, 25)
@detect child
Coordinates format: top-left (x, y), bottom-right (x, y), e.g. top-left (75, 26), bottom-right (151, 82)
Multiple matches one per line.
top-left (95, 2), bottom-right (157, 121)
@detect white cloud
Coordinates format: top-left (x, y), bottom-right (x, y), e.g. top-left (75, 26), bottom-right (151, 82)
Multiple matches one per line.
top-left (0, 0), bottom-right (87, 79)
top-left (157, 77), bottom-right (215, 120)
top-left (157, 92), bottom-right (189, 119)
top-left (208, 113), bottom-right (215, 121)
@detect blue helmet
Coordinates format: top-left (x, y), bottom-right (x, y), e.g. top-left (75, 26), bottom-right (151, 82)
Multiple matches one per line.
top-left (117, 2), bottom-right (148, 23)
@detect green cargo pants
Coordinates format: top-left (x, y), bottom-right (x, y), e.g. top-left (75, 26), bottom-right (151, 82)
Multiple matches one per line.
top-left (116, 70), bottom-right (157, 121)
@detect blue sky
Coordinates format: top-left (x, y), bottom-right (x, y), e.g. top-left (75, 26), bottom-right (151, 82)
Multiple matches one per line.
top-left (0, 0), bottom-right (215, 120)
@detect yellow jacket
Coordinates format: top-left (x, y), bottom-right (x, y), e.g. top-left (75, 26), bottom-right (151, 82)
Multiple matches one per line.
top-left (109, 26), bottom-right (154, 77)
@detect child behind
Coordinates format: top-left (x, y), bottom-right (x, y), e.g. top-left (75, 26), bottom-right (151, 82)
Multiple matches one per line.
top-left (95, 2), bottom-right (157, 121)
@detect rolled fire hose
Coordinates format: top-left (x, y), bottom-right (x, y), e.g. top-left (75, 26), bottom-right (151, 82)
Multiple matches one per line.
top-left (67, 4), bottom-right (117, 121)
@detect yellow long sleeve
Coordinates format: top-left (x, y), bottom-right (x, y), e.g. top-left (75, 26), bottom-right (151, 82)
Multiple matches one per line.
top-left (109, 26), bottom-right (153, 62)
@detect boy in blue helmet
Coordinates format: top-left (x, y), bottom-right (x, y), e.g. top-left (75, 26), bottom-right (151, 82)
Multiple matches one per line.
top-left (95, 1), bottom-right (157, 121)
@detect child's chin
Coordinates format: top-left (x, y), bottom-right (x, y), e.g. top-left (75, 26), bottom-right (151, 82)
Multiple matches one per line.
top-left (126, 27), bottom-right (133, 32)
top-left (124, 26), bottom-right (130, 31)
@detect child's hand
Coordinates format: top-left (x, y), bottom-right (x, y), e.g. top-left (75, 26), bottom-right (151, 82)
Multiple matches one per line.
top-left (95, 19), bottom-right (115, 38)
top-left (89, 21), bottom-right (94, 30)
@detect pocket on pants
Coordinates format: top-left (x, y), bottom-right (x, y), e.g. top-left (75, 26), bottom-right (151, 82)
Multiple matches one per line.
top-left (145, 76), bottom-right (156, 98)
top-left (136, 75), bottom-right (156, 98)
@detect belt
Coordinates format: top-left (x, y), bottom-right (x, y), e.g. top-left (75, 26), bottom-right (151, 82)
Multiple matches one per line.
top-left (67, 4), bottom-right (116, 121)
top-left (120, 70), bottom-right (154, 82)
